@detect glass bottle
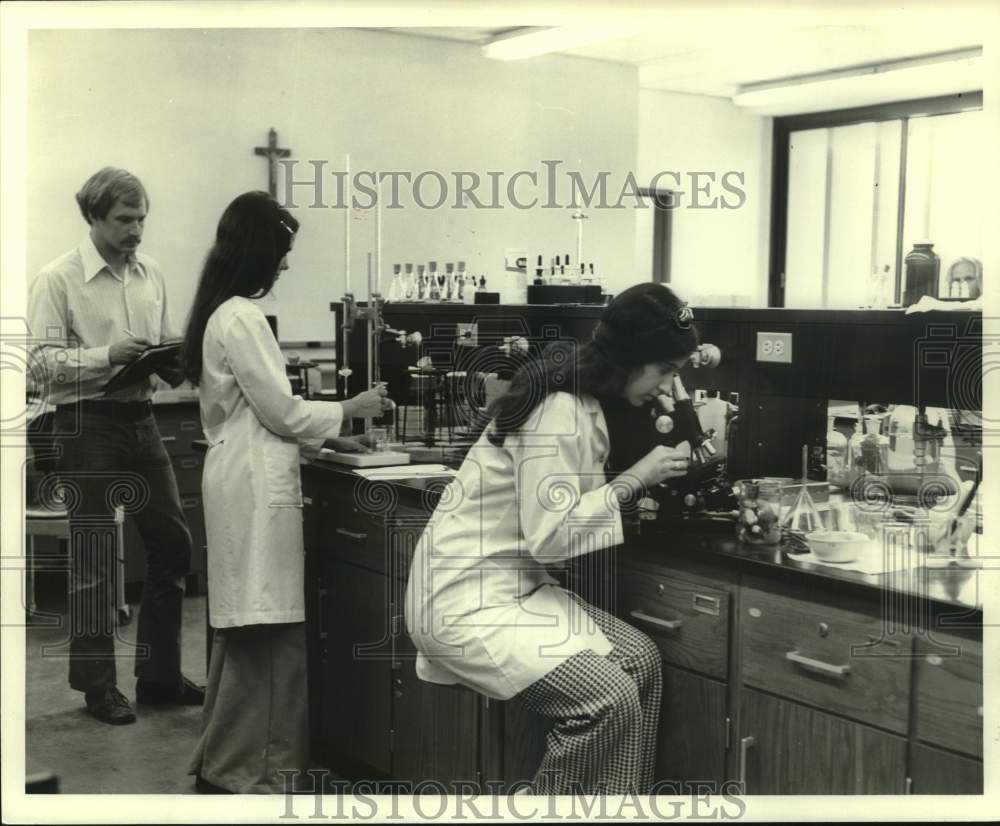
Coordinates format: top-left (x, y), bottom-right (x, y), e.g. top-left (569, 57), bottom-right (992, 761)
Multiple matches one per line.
top-left (902, 242), bottom-right (940, 307)
top-left (826, 415), bottom-right (848, 488)
top-left (404, 263), bottom-right (415, 300)
top-left (428, 261), bottom-right (440, 301)
top-left (416, 265), bottom-right (427, 301)
top-left (388, 264), bottom-right (403, 301)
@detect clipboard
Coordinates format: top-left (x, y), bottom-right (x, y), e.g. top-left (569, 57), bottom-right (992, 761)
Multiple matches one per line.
top-left (103, 342), bottom-right (182, 394)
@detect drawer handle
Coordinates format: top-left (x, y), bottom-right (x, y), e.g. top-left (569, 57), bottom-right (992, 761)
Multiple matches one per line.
top-left (181, 498), bottom-right (199, 509)
top-left (161, 436), bottom-right (177, 443)
top-left (335, 527), bottom-right (368, 543)
top-left (180, 458), bottom-right (199, 469)
top-left (692, 593), bottom-right (720, 616)
top-left (738, 735), bottom-right (754, 788)
top-left (180, 420), bottom-right (198, 431)
top-left (785, 649), bottom-right (851, 678)
top-left (303, 496), bottom-right (314, 506)
top-left (630, 609), bottom-right (682, 632)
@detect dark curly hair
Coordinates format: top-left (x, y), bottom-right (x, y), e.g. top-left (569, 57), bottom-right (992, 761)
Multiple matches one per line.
top-left (486, 283), bottom-right (699, 446)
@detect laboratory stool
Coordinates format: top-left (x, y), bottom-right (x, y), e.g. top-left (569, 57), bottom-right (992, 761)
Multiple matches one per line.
top-left (24, 505), bottom-right (69, 620)
top-left (24, 504), bottom-right (131, 626)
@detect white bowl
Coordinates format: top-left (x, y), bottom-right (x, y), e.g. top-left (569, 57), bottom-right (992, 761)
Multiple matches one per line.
top-left (807, 530), bottom-right (869, 563)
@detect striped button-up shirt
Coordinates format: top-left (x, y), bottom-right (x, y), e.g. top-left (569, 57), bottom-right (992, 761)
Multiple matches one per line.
top-left (27, 235), bottom-right (179, 404)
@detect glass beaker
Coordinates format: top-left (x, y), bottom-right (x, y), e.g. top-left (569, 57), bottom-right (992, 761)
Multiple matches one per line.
top-left (735, 479), bottom-right (783, 545)
top-left (367, 427), bottom-right (388, 452)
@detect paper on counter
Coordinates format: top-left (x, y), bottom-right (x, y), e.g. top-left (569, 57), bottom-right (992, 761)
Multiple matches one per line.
top-left (904, 295), bottom-right (982, 314)
top-left (354, 464), bottom-right (456, 479)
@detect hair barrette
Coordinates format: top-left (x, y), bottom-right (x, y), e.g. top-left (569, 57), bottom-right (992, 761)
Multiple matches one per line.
top-left (675, 303), bottom-right (694, 328)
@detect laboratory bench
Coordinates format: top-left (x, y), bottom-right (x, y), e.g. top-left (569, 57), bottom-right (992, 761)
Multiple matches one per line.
top-left (299, 458), bottom-right (985, 795)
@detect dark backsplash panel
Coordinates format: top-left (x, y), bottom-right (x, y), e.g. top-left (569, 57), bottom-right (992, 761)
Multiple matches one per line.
top-left (332, 303), bottom-right (983, 481)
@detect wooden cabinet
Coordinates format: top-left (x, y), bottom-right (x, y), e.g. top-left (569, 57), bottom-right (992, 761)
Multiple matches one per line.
top-left (306, 471), bottom-right (482, 785)
top-left (618, 560), bottom-right (734, 790)
top-left (908, 742), bottom-right (983, 794)
top-left (741, 581), bottom-right (911, 734)
top-left (914, 633), bottom-right (983, 759)
top-left (657, 665), bottom-right (729, 789)
top-left (622, 570), bottom-right (730, 680)
top-left (321, 556), bottom-right (394, 776)
top-left (392, 630), bottom-right (480, 785)
top-left (494, 701), bottom-right (550, 789)
top-left (739, 688), bottom-right (907, 794)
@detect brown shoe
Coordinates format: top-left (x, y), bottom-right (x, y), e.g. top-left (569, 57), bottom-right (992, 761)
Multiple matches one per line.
top-left (85, 686), bottom-right (136, 725)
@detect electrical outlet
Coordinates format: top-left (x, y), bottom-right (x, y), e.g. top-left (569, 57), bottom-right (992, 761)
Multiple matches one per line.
top-left (756, 332), bottom-right (792, 363)
top-left (457, 322), bottom-right (478, 347)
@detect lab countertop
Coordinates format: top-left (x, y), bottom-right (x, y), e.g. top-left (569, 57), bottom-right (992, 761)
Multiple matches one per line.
top-left (630, 519), bottom-right (984, 615)
top-left (193, 441), bottom-right (984, 614)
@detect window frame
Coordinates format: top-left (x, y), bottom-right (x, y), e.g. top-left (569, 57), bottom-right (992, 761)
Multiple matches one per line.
top-left (768, 91), bottom-right (983, 307)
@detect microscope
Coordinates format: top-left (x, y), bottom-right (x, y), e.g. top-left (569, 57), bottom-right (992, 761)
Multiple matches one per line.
top-left (647, 344), bottom-right (738, 517)
top-left (600, 342), bottom-right (737, 520)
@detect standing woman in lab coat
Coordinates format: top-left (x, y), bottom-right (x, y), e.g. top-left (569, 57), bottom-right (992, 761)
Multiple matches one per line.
top-left (405, 282), bottom-right (698, 794)
top-left (180, 192), bottom-right (386, 793)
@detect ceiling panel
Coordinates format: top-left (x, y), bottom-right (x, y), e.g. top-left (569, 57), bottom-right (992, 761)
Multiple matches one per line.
top-left (388, 12), bottom-right (985, 102)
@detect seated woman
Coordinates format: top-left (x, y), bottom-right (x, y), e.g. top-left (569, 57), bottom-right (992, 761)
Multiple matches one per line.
top-left (405, 282), bottom-right (698, 795)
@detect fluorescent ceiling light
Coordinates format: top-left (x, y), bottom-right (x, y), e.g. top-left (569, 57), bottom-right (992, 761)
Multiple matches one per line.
top-left (482, 23), bottom-right (644, 61)
top-left (732, 48), bottom-right (982, 116)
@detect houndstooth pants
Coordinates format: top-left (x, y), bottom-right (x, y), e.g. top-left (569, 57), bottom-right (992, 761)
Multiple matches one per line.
top-left (514, 596), bottom-right (662, 795)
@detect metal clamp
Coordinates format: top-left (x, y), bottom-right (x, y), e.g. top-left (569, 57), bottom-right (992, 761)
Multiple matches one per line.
top-left (785, 649), bottom-right (851, 678)
top-left (630, 609), bottom-right (682, 631)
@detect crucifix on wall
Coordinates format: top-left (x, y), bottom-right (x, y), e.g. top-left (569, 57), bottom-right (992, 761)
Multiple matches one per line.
top-left (254, 127), bottom-right (291, 198)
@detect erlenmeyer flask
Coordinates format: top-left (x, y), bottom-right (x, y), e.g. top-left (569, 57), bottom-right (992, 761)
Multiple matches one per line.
top-left (783, 445), bottom-right (823, 534)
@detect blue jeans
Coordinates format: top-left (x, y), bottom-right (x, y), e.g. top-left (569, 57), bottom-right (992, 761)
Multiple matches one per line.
top-left (53, 403), bottom-right (192, 694)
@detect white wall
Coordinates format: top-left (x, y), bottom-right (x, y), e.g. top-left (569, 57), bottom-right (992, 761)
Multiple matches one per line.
top-left (637, 89), bottom-right (772, 307)
top-left (28, 28), bottom-right (639, 341)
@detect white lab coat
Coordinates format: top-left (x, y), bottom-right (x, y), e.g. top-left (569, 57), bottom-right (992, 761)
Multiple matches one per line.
top-left (404, 391), bottom-right (624, 700)
top-left (199, 296), bottom-right (342, 628)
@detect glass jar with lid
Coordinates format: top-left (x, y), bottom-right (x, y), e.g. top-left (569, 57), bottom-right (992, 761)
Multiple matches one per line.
top-left (734, 479), bottom-right (783, 545)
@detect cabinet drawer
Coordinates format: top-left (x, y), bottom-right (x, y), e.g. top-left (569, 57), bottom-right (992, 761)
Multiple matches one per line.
top-left (156, 409), bottom-right (203, 456)
top-left (914, 634), bottom-right (982, 758)
top-left (325, 506), bottom-right (387, 575)
top-left (621, 571), bottom-right (729, 679)
top-left (741, 584), bottom-right (911, 733)
top-left (158, 429), bottom-right (203, 456)
top-left (172, 454), bottom-right (204, 495)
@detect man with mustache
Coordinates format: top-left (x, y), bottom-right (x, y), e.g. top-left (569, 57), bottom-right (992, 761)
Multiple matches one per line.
top-left (28, 167), bottom-right (203, 725)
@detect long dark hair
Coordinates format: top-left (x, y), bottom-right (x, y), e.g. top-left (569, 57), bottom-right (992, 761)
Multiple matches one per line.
top-left (181, 192), bottom-right (299, 385)
top-left (486, 283), bottom-right (699, 446)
